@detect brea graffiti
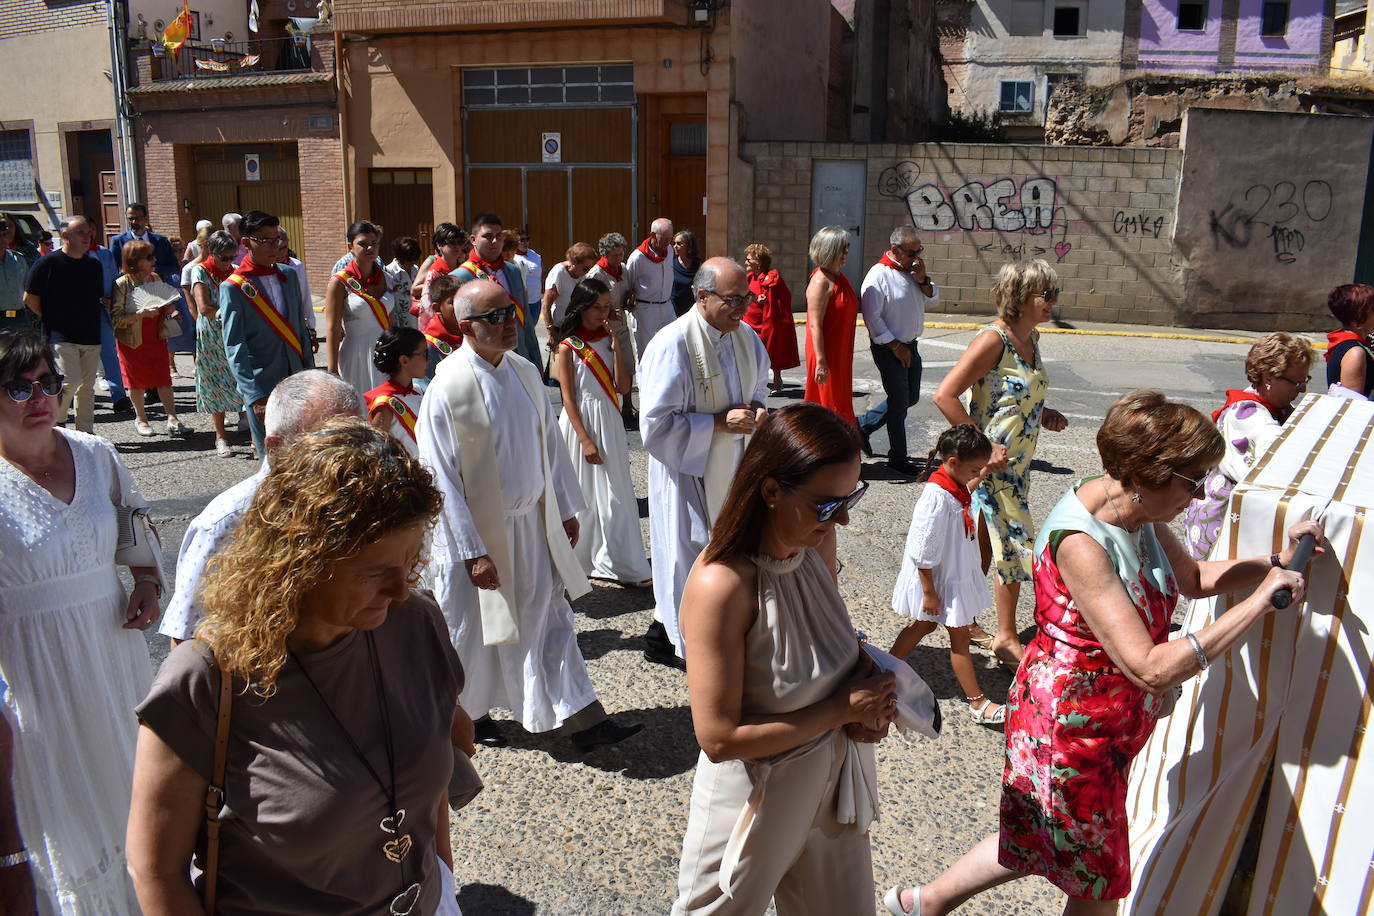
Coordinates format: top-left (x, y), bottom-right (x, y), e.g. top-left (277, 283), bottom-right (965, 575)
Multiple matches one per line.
top-left (878, 160), bottom-right (1062, 235)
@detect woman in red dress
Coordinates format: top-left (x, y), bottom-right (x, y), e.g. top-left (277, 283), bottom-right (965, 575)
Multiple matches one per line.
top-left (109, 239), bottom-right (187, 437)
top-left (803, 226), bottom-right (858, 425)
top-left (743, 243), bottom-right (799, 391)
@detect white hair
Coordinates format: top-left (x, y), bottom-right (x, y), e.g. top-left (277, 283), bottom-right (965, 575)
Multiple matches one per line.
top-left (651, 218), bottom-right (674, 234)
top-left (222, 212), bottom-right (243, 231)
top-left (265, 370), bottom-right (361, 439)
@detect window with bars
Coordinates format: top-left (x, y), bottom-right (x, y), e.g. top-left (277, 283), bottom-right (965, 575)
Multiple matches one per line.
top-left (0, 130), bottom-right (34, 203)
top-left (462, 65), bottom-right (635, 107)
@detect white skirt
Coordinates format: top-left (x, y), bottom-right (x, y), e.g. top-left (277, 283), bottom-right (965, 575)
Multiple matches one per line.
top-left (891, 558), bottom-right (989, 627)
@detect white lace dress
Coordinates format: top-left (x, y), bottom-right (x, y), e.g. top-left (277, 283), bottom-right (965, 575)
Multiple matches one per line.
top-left (0, 429), bottom-right (153, 915)
top-left (338, 285), bottom-right (396, 398)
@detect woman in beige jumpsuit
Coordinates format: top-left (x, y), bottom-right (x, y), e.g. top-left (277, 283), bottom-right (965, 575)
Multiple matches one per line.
top-left (672, 403), bottom-right (899, 915)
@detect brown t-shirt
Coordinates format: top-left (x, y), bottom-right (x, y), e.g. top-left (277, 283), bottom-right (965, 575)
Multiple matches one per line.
top-left (137, 591), bottom-right (463, 916)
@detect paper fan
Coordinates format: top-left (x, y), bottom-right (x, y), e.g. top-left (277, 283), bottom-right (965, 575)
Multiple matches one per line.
top-left (130, 280), bottom-right (182, 314)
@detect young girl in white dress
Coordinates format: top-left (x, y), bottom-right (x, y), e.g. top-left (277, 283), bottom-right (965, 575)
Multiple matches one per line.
top-left (555, 276), bottom-right (652, 586)
top-left (890, 424), bottom-right (1004, 725)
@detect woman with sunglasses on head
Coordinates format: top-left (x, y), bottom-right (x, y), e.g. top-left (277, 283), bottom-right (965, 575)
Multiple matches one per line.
top-left (671, 403), bottom-right (897, 915)
top-left (1184, 332), bottom-right (1311, 560)
top-left (885, 391), bottom-right (1320, 916)
top-left (0, 328), bottom-right (158, 914)
top-left (932, 258), bottom-right (1069, 670)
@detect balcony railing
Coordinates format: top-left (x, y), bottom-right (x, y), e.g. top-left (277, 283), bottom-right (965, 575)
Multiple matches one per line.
top-left (151, 35), bottom-right (314, 80)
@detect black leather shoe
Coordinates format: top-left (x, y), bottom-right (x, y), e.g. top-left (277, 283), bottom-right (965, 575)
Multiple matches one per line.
top-left (472, 717), bottom-right (509, 748)
top-left (622, 405), bottom-right (640, 431)
top-left (642, 620), bottom-right (686, 670)
top-left (887, 456), bottom-right (924, 478)
top-left (858, 424), bottom-right (874, 458)
top-left (110, 396), bottom-right (133, 414)
top-left (571, 718), bottom-right (644, 754)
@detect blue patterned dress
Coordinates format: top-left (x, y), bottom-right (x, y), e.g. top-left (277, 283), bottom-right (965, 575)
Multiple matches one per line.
top-left (188, 264), bottom-right (242, 414)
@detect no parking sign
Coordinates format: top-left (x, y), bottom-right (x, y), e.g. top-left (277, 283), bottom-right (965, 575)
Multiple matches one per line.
top-left (542, 132), bottom-right (561, 163)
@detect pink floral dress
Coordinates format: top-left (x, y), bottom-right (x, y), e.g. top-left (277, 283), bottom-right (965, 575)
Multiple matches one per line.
top-left (998, 479), bottom-right (1177, 900)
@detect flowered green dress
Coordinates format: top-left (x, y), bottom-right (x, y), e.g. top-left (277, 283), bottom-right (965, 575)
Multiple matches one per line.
top-left (998, 480), bottom-right (1177, 899)
top-left (968, 324), bottom-right (1048, 585)
top-left (188, 264), bottom-right (241, 414)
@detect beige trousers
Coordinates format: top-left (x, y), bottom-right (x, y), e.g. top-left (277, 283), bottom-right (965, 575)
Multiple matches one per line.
top-left (672, 729), bottom-right (874, 915)
top-left (54, 342), bottom-right (102, 433)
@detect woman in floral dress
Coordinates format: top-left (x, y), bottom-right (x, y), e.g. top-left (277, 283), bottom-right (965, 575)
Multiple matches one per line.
top-left (1184, 333), bottom-right (1311, 560)
top-left (933, 259), bottom-right (1068, 668)
top-left (188, 230), bottom-right (242, 457)
top-left (884, 391), bottom-right (1321, 916)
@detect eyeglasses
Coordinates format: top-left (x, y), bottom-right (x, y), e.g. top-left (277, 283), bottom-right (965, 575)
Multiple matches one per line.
top-left (1172, 470), bottom-right (1207, 498)
top-left (466, 304), bottom-right (517, 325)
top-left (900, 246), bottom-right (923, 259)
top-left (245, 235), bottom-right (279, 245)
top-left (709, 291), bottom-right (757, 310)
top-left (780, 479), bottom-right (869, 523)
top-left (1277, 373), bottom-right (1310, 389)
top-left (1038, 287), bottom-right (1061, 301)
top-left (3, 373), bottom-right (63, 403)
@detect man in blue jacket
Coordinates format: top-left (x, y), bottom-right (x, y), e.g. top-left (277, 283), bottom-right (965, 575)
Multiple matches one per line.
top-left (219, 210), bottom-right (314, 455)
top-left (109, 203), bottom-right (178, 282)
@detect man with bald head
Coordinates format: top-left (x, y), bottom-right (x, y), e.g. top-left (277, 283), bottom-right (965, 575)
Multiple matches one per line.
top-left (419, 280), bottom-right (641, 754)
top-left (622, 217), bottom-right (675, 360)
top-left (638, 256), bottom-right (771, 668)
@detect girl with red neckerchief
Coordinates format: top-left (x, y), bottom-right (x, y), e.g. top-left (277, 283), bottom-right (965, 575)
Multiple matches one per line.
top-left (325, 220), bottom-right (395, 398)
top-left (889, 424), bottom-right (1003, 724)
top-left (365, 326), bottom-right (428, 457)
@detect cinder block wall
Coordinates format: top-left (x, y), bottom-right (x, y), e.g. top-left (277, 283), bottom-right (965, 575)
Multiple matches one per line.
top-left (742, 141), bottom-right (1186, 327)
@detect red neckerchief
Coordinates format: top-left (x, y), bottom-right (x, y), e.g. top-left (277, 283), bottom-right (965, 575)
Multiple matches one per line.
top-left (431, 255), bottom-right (452, 277)
top-left (344, 257), bottom-right (386, 292)
top-left (928, 465), bottom-right (974, 538)
top-left (878, 252), bottom-right (916, 273)
top-left (1326, 329), bottom-right (1374, 363)
top-left (635, 237), bottom-right (667, 263)
top-left (366, 378), bottom-right (418, 405)
top-left (467, 251), bottom-right (504, 273)
top-left (235, 254), bottom-right (278, 278)
top-left (566, 324), bottom-right (610, 343)
top-left (595, 256), bottom-right (623, 281)
top-left (1212, 389), bottom-right (1281, 423)
top-left (423, 313), bottom-right (463, 350)
top-left (202, 260), bottom-right (232, 284)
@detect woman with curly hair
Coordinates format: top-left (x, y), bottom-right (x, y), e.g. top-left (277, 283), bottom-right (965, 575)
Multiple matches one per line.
top-left (128, 417), bottom-right (472, 916)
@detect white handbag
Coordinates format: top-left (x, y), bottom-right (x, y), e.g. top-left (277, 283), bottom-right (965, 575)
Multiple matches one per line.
top-left (858, 635), bottom-right (943, 740)
top-left (114, 505), bottom-right (162, 570)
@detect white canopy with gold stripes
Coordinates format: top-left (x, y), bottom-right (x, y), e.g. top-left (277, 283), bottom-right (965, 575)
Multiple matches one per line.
top-left (1124, 394), bottom-right (1374, 915)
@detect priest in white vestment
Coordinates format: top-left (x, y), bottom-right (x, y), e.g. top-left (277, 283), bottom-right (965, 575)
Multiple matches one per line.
top-left (639, 257), bottom-right (771, 667)
top-left (623, 217), bottom-right (676, 361)
top-left (419, 280), bottom-right (642, 753)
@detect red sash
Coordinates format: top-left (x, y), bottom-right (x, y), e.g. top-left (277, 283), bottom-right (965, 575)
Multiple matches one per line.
top-left (226, 272), bottom-right (303, 358)
top-left (562, 332), bottom-right (619, 408)
top-left (337, 262), bottom-right (390, 330)
top-left (1212, 389), bottom-right (1281, 423)
top-left (1326, 329), bottom-right (1374, 364)
top-left (635, 237), bottom-right (667, 263)
top-left (459, 260), bottom-right (527, 326)
top-left (366, 381), bottom-right (418, 441)
top-left (422, 314), bottom-right (462, 356)
top-left (928, 465), bottom-right (974, 538)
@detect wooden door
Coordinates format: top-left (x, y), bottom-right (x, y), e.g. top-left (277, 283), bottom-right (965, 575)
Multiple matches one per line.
top-left (193, 143), bottom-right (303, 253)
top-left (571, 168), bottom-right (632, 251)
top-left (99, 171), bottom-right (121, 246)
top-left (368, 168), bottom-right (434, 254)
top-left (527, 169), bottom-right (570, 263)
top-left (467, 168), bottom-right (523, 236)
top-left (661, 117), bottom-right (706, 245)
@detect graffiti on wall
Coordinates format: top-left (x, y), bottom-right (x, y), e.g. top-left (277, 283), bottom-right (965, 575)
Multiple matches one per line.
top-left (877, 160), bottom-right (1073, 260)
top-left (1207, 179), bottom-right (1333, 265)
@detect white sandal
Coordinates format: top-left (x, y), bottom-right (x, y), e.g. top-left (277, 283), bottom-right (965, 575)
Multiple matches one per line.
top-left (883, 884), bottom-right (922, 915)
top-left (968, 695), bottom-right (1006, 726)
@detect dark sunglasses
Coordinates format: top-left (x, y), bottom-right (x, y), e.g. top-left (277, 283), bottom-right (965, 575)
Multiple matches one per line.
top-left (3, 373), bottom-right (63, 402)
top-left (781, 479), bottom-right (869, 523)
top-left (467, 304), bottom-right (517, 325)
top-left (1039, 287), bottom-right (1061, 301)
top-left (900, 246), bottom-right (923, 259)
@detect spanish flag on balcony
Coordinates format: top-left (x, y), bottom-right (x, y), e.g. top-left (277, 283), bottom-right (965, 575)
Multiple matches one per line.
top-left (162, 0), bottom-right (192, 63)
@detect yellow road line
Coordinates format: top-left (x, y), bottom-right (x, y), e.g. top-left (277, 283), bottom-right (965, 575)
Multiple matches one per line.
top-left (790, 316), bottom-right (1325, 348)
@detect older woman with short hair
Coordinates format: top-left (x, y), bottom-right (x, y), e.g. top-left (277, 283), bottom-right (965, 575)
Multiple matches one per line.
top-left (1184, 332), bottom-right (1312, 559)
top-left (743, 242), bottom-right (799, 390)
top-left (804, 226), bottom-right (859, 425)
top-left (886, 390), bottom-right (1321, 916)
top-left (932, 258), bottom-right (1068, 667)
top-left (129, 417), bottom-right (471, 915)
top-left (110, 238), bottom-right (188, 437)
top-left (188, 230), bottom-right (243, 456)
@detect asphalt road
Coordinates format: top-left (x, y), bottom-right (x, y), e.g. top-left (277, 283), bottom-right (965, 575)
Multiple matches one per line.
top-left (109, 319), bottom-right (1273, 914)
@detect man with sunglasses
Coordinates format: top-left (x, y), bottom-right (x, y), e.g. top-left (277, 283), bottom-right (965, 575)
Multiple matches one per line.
top-left (638, 256), bottom-right (771, 669)
top-left (419, 280), bottom-right (642, 754)
top-left (857, 225), bottom-right (937, 477)
top-left (220, 210), bottom-right (315, 455)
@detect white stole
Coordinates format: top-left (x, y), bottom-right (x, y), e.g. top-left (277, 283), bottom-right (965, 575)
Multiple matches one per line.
top-left (679, 308), bottom-right (759, 524)
top-left (435, 352), bottom-right (590, 645)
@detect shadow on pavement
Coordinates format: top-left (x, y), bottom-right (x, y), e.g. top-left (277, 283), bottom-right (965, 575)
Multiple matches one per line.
top-left (487, 705), bottom-right (699, 779)
top-left (577, 627), bottom-right (644, 660)
top-left (860, 462), bottom-right (922, 485)
top-left (455, 883), bottom-right (536, 914)
top-left (576, 583), bottom-right (655, 621)
top-left (1028, 457), bottom-right (1074, 475)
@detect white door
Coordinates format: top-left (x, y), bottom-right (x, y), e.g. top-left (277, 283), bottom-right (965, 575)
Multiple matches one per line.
top-left (809, 159), bottom-right (867, 291)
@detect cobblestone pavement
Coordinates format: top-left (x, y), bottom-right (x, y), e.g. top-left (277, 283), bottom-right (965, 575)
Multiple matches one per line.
top-left (116, 319), bottom-right (1267, 914)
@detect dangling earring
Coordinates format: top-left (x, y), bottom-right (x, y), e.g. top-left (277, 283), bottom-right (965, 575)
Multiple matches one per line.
top-left (1130, 491), bottom-right (1142, 504)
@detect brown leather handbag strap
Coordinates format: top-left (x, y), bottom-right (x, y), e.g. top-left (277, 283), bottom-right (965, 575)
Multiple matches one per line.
top-left (203, 653), bottom-right (233, 914)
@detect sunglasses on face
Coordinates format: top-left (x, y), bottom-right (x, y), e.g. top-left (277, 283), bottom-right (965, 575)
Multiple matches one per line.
top-left (900, 246), bottom-right (923, 258)
top-left (1039, 287), bottom-right (1061, 301)
top-left (781, 479), bottom-right (869, 523)
top-left (3, 373), bottom-right (63, 403)
top-left (467, 304), bottom-right (517, 325)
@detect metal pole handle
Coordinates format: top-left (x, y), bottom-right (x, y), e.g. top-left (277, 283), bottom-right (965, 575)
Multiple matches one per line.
top-left (1272, 534), bottom-right (1317, 609)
